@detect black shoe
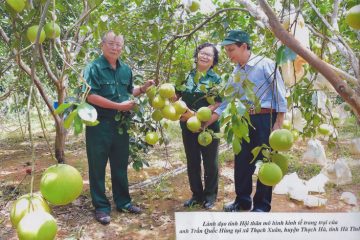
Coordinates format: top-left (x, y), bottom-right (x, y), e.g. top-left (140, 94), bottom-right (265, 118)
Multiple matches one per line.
top-left (95, 210), bottom-right (111, 225)
top-left (251, 208), bottom-right (265, 212)
top-left (183, 198), bottom-right (201, 207)
top-left (223, 202), bottom-right (251, 212)
top-left (118, 203), bottom-right (142, 214)
top-left (203, 201), bottom-right (215, 209)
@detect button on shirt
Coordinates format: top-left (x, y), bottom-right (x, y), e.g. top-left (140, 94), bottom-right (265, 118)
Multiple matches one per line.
top-left (215, 54), bottom-right (287, 116)
top-left (83, 55), bottom-right (133, 118)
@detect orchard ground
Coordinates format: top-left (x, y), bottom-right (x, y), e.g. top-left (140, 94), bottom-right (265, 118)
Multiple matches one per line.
top-left (0, 116), bottom-right (359, 240)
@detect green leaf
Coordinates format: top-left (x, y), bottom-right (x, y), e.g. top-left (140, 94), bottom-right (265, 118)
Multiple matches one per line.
top-left (176, 85), bottom-right (187, 91)
top-left (54, 103), bottom-right (74, 115)
top-left (251, 146), bottom-right (263, 162)
top-left (235, 101), bottom-right (246, 117)
top-left (206, 96), bottom-right (215, 105)
top-left (199, 84), bottom-right (207, 92)
top-left (233, 72), bottom-right (241, 82)
top-left (213, 133), bottom-right (222, 139)
top-left (63, 109), bottom-right (78, 129)
top-left (220, 115), bottom-right (231, 127)
top-left (132, 160), bottom-right (143, 171)
top-left (226, 128), bottom-right (233, 144)
top-left (232, 137), bottom-right (241, 155)
top-left (78, 102), bottom-right (97, 122)
top-left (74, 115), bottom-right (83, 135)
top-left (224, 85), bottom-right (234, 97)
top-left (115, 113), bottom-right (121, 121)
top-left (83, 120), bottom-right (100, 126)
top-left (276, 45), bottom-right (297, 65)
top-left (261, 149), bottom-right (271, 159)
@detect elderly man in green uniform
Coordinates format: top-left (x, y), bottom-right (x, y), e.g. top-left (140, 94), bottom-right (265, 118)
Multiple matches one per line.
top-left (83, 31), bottom-right (154, 225)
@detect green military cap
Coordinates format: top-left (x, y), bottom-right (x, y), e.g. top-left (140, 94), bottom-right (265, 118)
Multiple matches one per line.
top-left (220, 30), bottom-right (251, 46)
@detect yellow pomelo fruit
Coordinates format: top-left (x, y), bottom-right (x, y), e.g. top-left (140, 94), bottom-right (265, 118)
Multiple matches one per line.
top-left (198, 131), bottom-right (212, 147)
top-left (6, 0), bottom-right (26, 13)
top-left (146, 85), bottom-right (157, 100)
top-left (161, 104), bottom-right (177, 120)
top-left (44, 22), bottom-right (61, 39)
top-left (145, 132), bottom-right (159, 145)
top-left (159, 83), bottom-right (175, 99)
top-left (173, 100), bottom-right (187, 114)
top-left (196, 107), bottom-right (212, 122)
top-left (151, 95), bottom-right (165, 109)
top-left (345, 5), bottom-right (360, 30)
top-left (318, 124), bottom-right (332, 136)
top-left (282, 119), bottom-right (291, 130)
top-left (17, 211), bottom-right (57, 240)
top-left (189, 0), bottom-right (200, 12)
top-left (151, 109), bottom-right (163, 121)
top-left (10, 193), bottom-right (51, 228)
top-left (186, 116), bottom-right (201, 132)
top-left (27, 25), bottom-right (46, 43)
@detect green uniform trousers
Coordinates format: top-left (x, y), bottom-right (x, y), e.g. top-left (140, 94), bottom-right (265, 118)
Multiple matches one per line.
top-left (86, 117), bottom-right (131, 214)
top-left (182, 128), bottom-right (219, 203)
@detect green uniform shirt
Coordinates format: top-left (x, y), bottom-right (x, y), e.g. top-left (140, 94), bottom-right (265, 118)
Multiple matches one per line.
top-left (179, 69), bottom-right (222, 132)
top-left (83, 55), bottom-right (133, 118)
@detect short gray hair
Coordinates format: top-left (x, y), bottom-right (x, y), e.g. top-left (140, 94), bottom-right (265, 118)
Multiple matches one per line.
top-left (101, 30), bottom-right (124, 43)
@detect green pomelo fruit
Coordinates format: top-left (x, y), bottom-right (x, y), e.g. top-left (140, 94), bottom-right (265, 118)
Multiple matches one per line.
top-left (258, 162), bottom-right (283, 186)
top-left (186, 116), bottom-right (201, 132)
top-left (40, 164), bottom-right (83, 205)
top-left (196, 107), bottom-right (212, 122)
top-left (269, 129), bottom-right (294, 151)
top-left (27, 25), bottom-right (46, 43)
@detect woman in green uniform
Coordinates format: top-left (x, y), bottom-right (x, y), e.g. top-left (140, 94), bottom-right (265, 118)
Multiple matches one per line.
top-left (177, 43), bottom-right (222, 209)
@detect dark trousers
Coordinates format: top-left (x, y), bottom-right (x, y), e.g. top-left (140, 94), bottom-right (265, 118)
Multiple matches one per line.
top-left (234, 113), bottom-right (277, 212)
top-left (182, 128), bottom-right (220, 203)
top-left (86, 117), bottom-right (131, 214)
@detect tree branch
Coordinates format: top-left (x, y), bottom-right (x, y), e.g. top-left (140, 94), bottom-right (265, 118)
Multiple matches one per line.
top-left (39, 45), bottom-right (60, 86)
top-left (305, 0), bottom-right (359, 78)
top-left (63, 2), bottom-right (101, 40)
top-left (154, 7), bottom-right (247, 84)
top-left (236, 0), bottom-right (270, 28)
top-left (258, 0), bottom-right (360, 119)
top-left (0, 89), bottom-right (12, 101)
top-left (331, 0), bottom-right (342, 30)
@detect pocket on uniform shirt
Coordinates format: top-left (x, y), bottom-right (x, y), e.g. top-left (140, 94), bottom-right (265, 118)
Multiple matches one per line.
top-left (99, 81), bottom-right (116, 97)
top-left (120, 77), bottom-right (131, 87)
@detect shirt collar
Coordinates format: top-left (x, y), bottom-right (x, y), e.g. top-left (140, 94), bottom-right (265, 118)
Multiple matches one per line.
top-left (191, 68), bottom-right (216, 77)
top-left (99, 55), bottom-right (121, 69)
top-left (236, 53), bottom-right (259, 70)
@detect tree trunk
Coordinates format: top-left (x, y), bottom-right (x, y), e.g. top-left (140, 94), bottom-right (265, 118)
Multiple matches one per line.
top-left (54, 120), bottom-right (66, 163)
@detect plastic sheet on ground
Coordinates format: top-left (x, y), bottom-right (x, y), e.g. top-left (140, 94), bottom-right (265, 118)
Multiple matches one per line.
top-left (274, 172), bottom-right (329, 207)
top-left (273, 172), bottom-right (308, 201)
top-left (302, 139), bottom-right (327, 166)
top-left (303, 195), bottom-right (327, 207)
top-left (321, 158), bottom-right (352, 185)
top-left (305, 173), bottom-right (329, 193)
top-left (340, 192), bottom-right (357, 206)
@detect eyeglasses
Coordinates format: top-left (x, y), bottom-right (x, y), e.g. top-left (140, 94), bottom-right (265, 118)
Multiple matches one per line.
top-left (105, 42), bottom-right (123, 48)
top-left (198, 51), bottom-right (214, 58)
